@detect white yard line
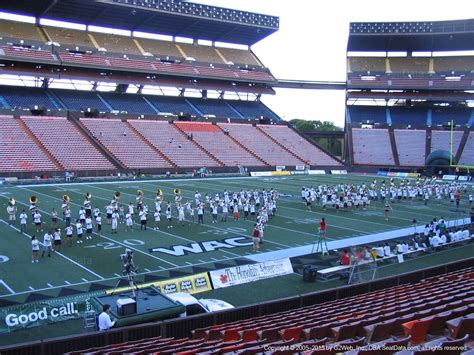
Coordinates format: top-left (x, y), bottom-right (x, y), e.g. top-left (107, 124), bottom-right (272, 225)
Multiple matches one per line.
top-left (0, 280), bottom-right (15, 294)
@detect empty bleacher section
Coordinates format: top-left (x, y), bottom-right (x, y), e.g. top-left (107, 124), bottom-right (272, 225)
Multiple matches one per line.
top-left (51, 89), bottom-right (109, 112)
top-left (217, 47), bottom-right (261, 66)
top-left (459, 132), bottom-right (474, 166)
top-left (389, 57), bottom-right (430, 74)
top-left (0, 19), bottom-right (44, 42)
top-left (175, 122), bottom-right (263, 166)
top-left (430, 130), bottom-right (463, 155)
top-left (99, 93), bottom-right (156, 114)
top-left (64, 267), bottom-right (474, 354)
top-left (0, 116), bottom-right (57, 172)
top-left (431, 107), bottom-right (472, 126)
top-left (135, 38), bottom-right (183, 58)
top-left (258, 124), bottom-right (341, 166)
top-left (177, 42), bottom-right (223, 64)
top-left (394, 129), bottom-right (426, 166)
top-left (188, 98), bottom-right (240, 118)
top-left (433, 56), bottom-right (474, 75)
top-left (21, 116), bottom-right (114, 171)
top-left (390, 107), bottom-right (427, 126)
top-left (80, 118), bottom-right (172, 169)
top-left (90, 32), bottom-right (141, 56)
top-left (352, 128), bottom-right (395, 165)
top-left (144, 96), bottom-right (198, 115)
top-left (347, 57), bottom-right (386, 74)
top-left (229, 100), bottom-right (279, 120)
top-left (0, 86), bottom-right (58, 110)
top-left (42, 26), bottom-right (96, 49)
top-left (129, 120), bottom-right (220, 168)
top-left (219, 123), bottom-right (305, 166)
top-left (348, 106), bottom-right (387, 124)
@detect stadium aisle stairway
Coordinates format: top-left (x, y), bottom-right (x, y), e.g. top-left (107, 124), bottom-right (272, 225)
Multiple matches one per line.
top-left (128, 119), bottom-right (222, 168)
top-left (219, 123), bottom-right (306, 166)
top-left (21, 116), bottom-right (115, 171)
top-left (257, 124), bottom-right (341, 166)
top-left (0, 116), bottom-right (58, 172)
top-left (174, 122), bottom-right (264, 167)
top-left (80, 118), bottom-right (173, 169)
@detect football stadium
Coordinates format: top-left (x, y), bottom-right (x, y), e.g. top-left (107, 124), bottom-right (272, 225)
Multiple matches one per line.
top-left (0, 1), bottom-right (473, 354)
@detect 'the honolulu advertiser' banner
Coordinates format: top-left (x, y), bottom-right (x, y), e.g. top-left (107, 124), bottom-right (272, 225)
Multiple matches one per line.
top-left (209, 258), bottom-right (294, 289)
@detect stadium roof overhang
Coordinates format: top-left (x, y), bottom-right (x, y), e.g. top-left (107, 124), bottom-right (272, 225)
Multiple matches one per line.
top-left (1, 0), bottom-right (279, 46)
top-left (347, 19), bottom-right (474, 52)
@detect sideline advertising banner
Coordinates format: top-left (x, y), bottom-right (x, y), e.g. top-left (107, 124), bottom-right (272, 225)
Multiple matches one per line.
top-left (209, 258), bottom-right (294, 289)
top-left (308, 170), bottom-right (326, 175)
top-left (106, 273), bottom-right (212, 296)
top-left (331, 170), bottom-right (348, 175)
top-left (0, 292), bottom-right (103, 333)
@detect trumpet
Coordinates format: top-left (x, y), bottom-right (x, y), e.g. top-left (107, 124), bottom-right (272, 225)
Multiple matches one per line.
top-left (29, 196), bottom-right (38, 204)
top-left (8, 197), bottom-right (15, 206)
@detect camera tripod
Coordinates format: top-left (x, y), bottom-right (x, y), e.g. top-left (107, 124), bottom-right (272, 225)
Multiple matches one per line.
top-left (111, 271), bottom-right (138, 300)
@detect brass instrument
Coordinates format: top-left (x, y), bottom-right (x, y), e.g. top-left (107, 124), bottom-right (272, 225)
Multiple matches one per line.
top-left (29, 196), bottom-right (38, 204)
top-left (174, 188), bottom-right (181, 195)
top-left (8, 197), bottom-right (15, 206)
top-left (174, 188), bottom-right (182, 202)
top-left (114, 191), bottom-right (121, 200)
top-left (63, 195), bottom-right (71, 202)
top-left (157, 189), bottom-right (163, 198)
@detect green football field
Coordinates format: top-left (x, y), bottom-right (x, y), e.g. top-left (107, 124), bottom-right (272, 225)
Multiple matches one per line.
top-left (0, 174), bottom-right (471, 303)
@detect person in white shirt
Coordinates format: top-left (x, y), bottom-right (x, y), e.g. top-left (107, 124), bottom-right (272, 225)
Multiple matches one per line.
top-left (65, 225), bottom-right (73, 246)
top-left (53, 229), bottom-right (62, 252)
top-left (64, 208), bottom-right (72, 227)
top-left (7, 203), bottom-right (16, 225)
top-left (430, 234), bottom-right (442, 247)
top-left (153, 210), bottom-right (160, 230)
top-left (42, 231), bottom-right (53, 257)
top-left (178, 204), bottom-right (185, 226)
top-left (197, 204), bottom-right (204, 224)
top-left (125, 213), bottom-right (133, 232)
top-left (31, 235), bottom-right (40, 263)
top-left (33, 212), bottom-right (42, 233)
top-left (373, 246), bottom-right (385, 258)
top-left (78, 208), bottom-right (86, 226)
top-left (128, 203), bottom-right (134, 222)
top-left (85, 217), bottom-right (93, 239)
top-left (51, 209), bottom-right (58, 229)
top-left (76, 220), bottom-right (83, 244)
top-left (166, 205), bottom-right (172, 228)
top-left (383, 244), bottom-right (392, 256)
top-left (19, 210), bottom-right (27, 234)
top-left (111, 211), bottom-right (118, 234)
top-left (211, 204), bottom-right (218, 223)
top-left (139, 209), bottom-right (147, 231)
top-left (96, 213), bottom-right (102, 232)
top-left (98, 304), bottom-right (115, 331)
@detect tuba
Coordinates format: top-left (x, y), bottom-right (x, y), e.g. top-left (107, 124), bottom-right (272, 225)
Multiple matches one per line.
top-left (29, 196), bottom-right (38, 205)
top-left (62, 195), bottom-right (70, 210)
top-left (8, 197), bottom-right (15, 206)
top-left (114, 191), bottom-right (121, 200)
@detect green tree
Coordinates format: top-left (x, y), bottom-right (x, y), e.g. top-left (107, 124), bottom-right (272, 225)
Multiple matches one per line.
top-left (289, 119), bottom-right (341, 132)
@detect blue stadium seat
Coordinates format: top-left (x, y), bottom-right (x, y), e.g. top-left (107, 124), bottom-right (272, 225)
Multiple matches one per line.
top-left (52, 89), bottom-right (109, 112)
top-left (348, 106), bottom-right (387, 124)
top-left (187, 98), bottom-right (241, 118)
top-left (390, 107), bottom-right (428, 126)
top-left (431, 107), bottom-right (472, 126)
top-left (0, 86), bottom-right (59, 110)
top-left (229, 100), bottom-right (280, 120)
top-left (100, 92), bottom-right (157, 114)
top-left (144, 96), bottom-right (198, 115)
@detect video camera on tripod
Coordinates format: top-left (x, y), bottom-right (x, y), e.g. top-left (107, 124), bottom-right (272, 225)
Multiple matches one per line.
top-left (120, 249), bottom-right (138, 275)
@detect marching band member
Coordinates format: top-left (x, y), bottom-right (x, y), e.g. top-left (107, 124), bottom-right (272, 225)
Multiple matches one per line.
top-left (7, 198), bottom-right (16, 225)
top-left (84, 193), bottom-right (92, 218)
top-left (19, 210), bottom-right (27, 233)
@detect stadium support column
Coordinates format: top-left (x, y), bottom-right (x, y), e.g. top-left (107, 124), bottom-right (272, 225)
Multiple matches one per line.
top-left (455, 129), bottom-right (470, 164)
top-left (388, 128), bottom-right (400, 166)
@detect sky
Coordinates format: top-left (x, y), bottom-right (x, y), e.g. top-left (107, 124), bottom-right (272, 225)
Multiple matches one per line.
top-left (195, 0), bottom-right (474, 127)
